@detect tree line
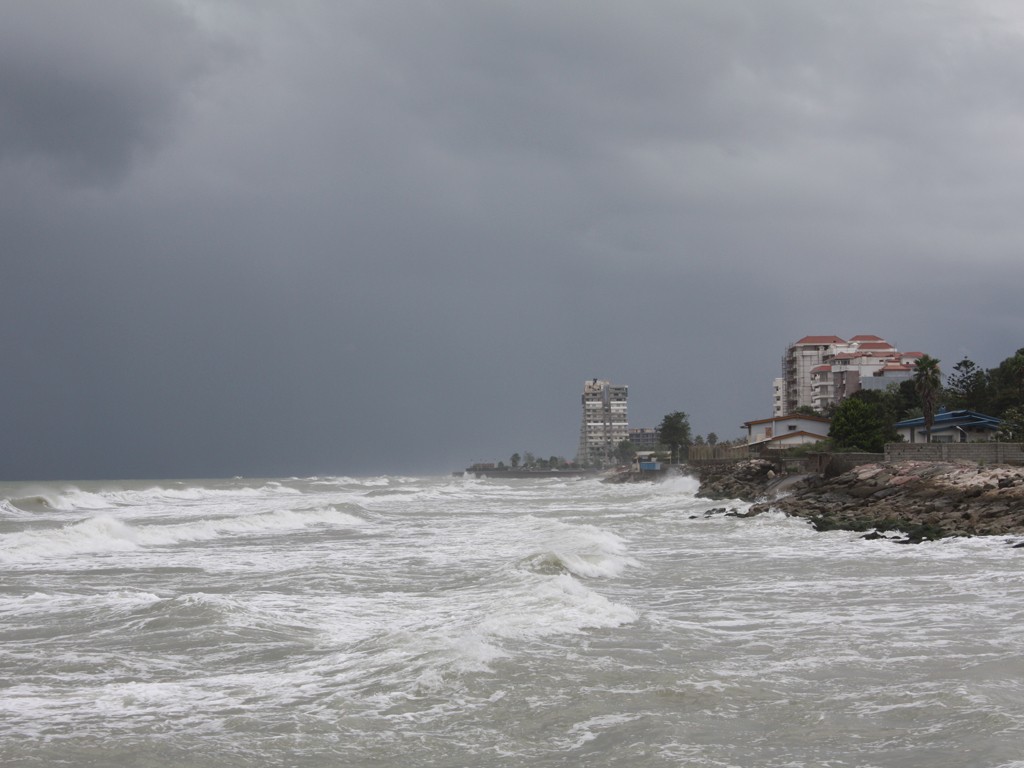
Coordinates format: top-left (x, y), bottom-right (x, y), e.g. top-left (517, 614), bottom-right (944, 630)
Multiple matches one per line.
top-left (500, 452), bottom-right (573, 470)
top-left (505, 412), bottom-right (726, 469)
top-left (826, 348), bottom-right (1024, 452)
top-left (611, 411), bottom-right (744, 466)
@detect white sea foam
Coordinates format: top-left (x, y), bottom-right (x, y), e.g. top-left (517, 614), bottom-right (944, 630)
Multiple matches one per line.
top-left (0, 499), bottom-right (32, 517)
top-left (0, 505), bottom-right (366, 564)
top-left (556, 713), bottom-right (644, 751)
top-left (4, 482), bottom-right (310, 516)
top-left (3, 474), bottom-right (1023, 767)
top-left (515, 516), bottom-right (638, 579)
top-left (0, 515), bottom-right (156, 561)
top-left (477, 573), bottom-right (638, 642)
top-left (0, 589), bottom-right (164, 618)
top-left (646, 472), bottom-right (702, 496)
top-left (305, 568), bottom-right (636, 694)
top-left (311, 476), bottom-right (392, 487)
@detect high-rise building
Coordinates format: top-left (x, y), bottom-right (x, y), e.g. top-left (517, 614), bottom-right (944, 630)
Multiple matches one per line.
top-left (777, 335), bottom-right (925, 416)
top-left (577, 379), bottom-right (628, 465)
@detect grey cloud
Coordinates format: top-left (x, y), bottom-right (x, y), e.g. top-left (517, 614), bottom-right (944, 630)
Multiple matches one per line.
top-left (0, 0), bottom-right (222, 185)
top-left (3, 1), bottom-right (1024, 479)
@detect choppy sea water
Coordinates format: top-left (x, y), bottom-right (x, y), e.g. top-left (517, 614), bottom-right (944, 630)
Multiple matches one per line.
top-left (1, 473), bottom-right (1022, 768)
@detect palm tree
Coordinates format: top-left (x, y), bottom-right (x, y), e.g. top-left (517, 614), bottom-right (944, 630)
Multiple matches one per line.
top-left (913, 355), bottom-right (942, 442)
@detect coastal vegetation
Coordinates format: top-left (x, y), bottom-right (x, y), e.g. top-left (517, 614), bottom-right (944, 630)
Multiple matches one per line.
top-left (657, 411), bottom-right (692, 464)
top-left (998, 406), bottom-right (1024, 441)
top-left (820, 348), bottom-right (1024, 452)
top-left (499, 453), bottom-right (573, 470)
top-left (943, 348), bottom-right (1024, 416)
top-left (827, 392), bottom-right (900, 453)
top-left (913, 353), bottom-right (942, 442)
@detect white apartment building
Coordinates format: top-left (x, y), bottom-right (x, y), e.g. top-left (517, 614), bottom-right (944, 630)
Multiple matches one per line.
top-left (777, 335), bottom-right (926, 416)
top-left (577, 379), bottom-right (628, 466)
top-left (777, 335), bottom-right (846, 416)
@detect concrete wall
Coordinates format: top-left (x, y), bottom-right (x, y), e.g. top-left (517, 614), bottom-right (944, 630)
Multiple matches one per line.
top-left (884, 442), bottom-right (1024, 465)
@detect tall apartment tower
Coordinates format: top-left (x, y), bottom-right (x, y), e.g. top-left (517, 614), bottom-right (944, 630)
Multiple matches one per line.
top-left (577, 379), bottom-right (628, 466)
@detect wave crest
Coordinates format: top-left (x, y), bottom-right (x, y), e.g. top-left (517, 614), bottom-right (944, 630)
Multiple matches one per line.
top-left (0, 505), bottom-right (367, 564)
top-left (522, 549), bottom-right (633, 579)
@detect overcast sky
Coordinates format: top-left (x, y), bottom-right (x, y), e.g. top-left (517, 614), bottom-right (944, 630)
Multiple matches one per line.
top-left (4, 0), bottom-right (1024, 479)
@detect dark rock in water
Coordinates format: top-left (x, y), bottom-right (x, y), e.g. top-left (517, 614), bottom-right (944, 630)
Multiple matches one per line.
top-left (725, 509), bottom-right (759, 518)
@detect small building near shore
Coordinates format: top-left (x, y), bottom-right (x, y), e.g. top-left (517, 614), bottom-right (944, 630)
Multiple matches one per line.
top-left (894, 409), bottom-right (1003, 443)
top-left (631, 451), bottom-right (663, 473)
top-left (743, 414), bottom-right (831, 450)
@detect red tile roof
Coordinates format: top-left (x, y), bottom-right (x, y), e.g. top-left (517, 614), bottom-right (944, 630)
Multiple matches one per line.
top-left (795, 335), bottom-right (845, 345)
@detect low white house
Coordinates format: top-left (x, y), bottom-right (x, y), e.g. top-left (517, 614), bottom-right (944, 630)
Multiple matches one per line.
top-left (743, 414), bottom-right (831, 450)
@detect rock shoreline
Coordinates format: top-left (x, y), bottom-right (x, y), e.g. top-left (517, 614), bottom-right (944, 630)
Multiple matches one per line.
top-left (694, 458), bottom-right (1024, 543)
top-left (694, 459), bottom-right (785, 501)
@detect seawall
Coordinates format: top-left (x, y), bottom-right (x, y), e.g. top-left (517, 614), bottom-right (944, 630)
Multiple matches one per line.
top-left (884, 442), bottom-right (1024, 465)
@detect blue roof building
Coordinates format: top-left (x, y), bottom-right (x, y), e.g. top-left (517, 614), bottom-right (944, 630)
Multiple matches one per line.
top-left (894, 409), bottom-right (1003, 443)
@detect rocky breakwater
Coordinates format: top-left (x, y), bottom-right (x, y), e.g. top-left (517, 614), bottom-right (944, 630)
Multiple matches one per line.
top-left (695, 459), bottom-right (782, 501)
top-left (749, 460), bottom-right (1024, 543)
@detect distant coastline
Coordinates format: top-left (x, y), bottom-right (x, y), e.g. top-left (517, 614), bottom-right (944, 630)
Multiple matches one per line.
top-left (455, 467), bottom-right (595, 479)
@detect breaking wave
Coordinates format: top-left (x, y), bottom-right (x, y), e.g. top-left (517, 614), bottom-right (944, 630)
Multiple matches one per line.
top-left (4, 483), bottom-right (304, 513)
top-left (516, 518), bottom-right (638, 579)
top-left (0, 504), bottom-right (366, 564)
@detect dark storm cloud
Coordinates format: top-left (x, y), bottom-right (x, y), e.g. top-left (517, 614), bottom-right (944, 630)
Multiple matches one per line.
top-left (0, 0), bottom-right (219, 185)
top-left (3, 1), bottom-right (1024, 479)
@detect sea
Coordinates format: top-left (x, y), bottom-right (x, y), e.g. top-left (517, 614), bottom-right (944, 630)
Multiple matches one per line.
top-left (1, 473), bottom-right (1022, 768)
